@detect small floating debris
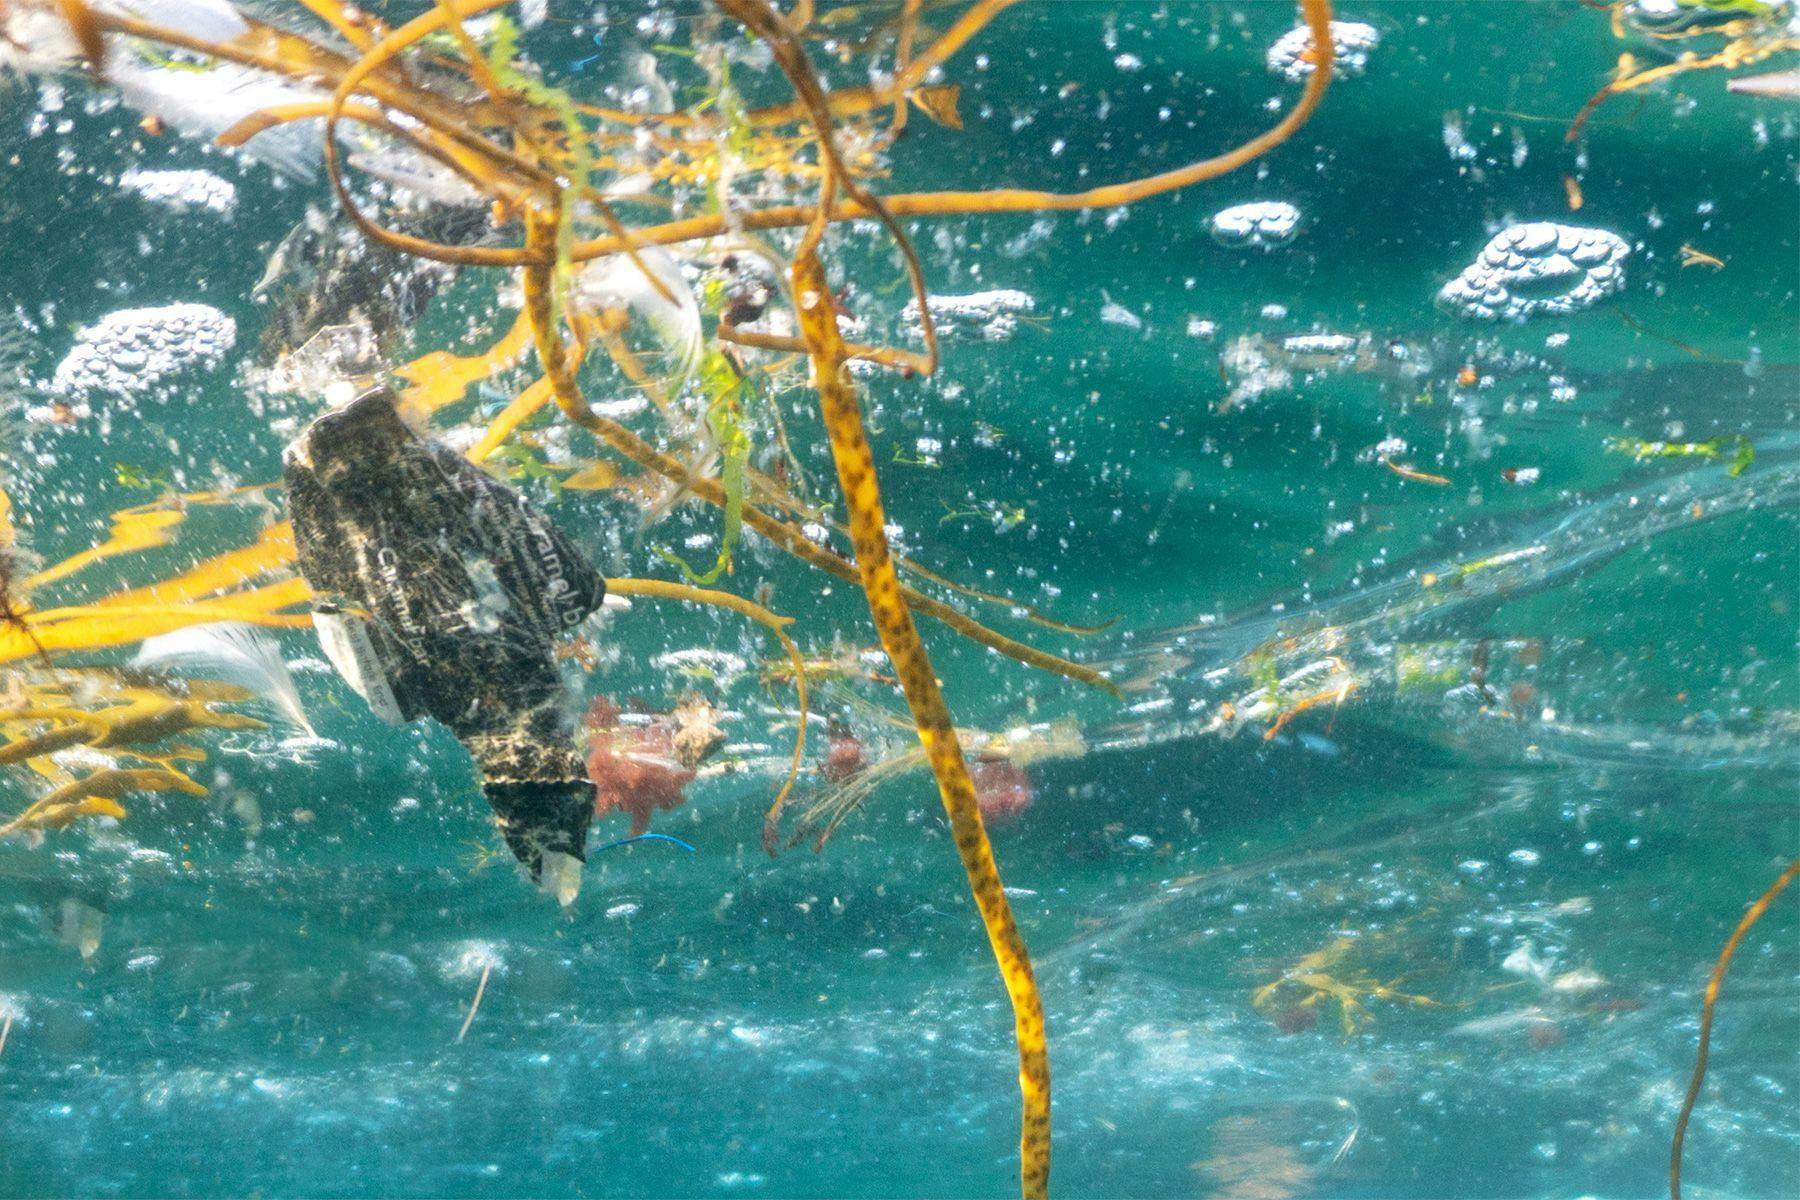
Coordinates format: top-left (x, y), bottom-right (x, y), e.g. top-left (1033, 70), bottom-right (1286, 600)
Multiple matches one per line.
top-left (1280, 333), bottom-right (1363, 367)
top-left (1437, 223), bottom-right (1629, 322)
top-left (1266, 20), bottom-right (1380, 83)
top-left (1550, 967), bottom-right (1607, 995)
top-left (1678, 244), bottom-right (1726, 271)
top-left (1099, 291), bottom-right (1143, 330)
top-left (1726, 68), bottom-right (1800, 99)
top-left (652, 647), bottom-right (749, 680)
top-left (51, 303), bottom-right (236, 398)
top-left (1209, 201), bottom-right (1301, 249)
top-left (1449, 1005), bottom-right (1559, 1039)
top-left (1218, 334), bottom-right (1294, 411)
top-left (118, 168), bottom-right (237, 215)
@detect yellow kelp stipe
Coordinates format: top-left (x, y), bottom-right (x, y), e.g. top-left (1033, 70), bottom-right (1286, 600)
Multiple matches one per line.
top-left (469, 375), bottom-right (557, 464)
top-left (792, 249), bottom-right (1051, 1200)
top-left (1671, 856), bottom-right (1800, 1200)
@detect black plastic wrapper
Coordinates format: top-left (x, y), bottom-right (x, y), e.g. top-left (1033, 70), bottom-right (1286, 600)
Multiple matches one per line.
top-left (282, 388), bottom-right (607, 883)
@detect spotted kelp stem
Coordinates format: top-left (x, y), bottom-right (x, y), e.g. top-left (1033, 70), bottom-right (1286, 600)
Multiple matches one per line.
top-left (791, 247), bottom-right (1051, 1198)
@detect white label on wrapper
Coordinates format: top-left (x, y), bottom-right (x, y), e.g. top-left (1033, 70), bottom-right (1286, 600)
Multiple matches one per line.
top-left (313, 609), bottom-right (405, 725)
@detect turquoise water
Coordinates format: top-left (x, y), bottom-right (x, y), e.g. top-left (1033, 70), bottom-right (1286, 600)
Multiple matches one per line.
top-left (0, 2), bottom-right (1796, 1197)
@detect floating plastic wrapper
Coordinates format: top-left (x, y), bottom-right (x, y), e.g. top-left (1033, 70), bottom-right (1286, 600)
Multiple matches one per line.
top-left (282, 388), bottom-right (608, 901)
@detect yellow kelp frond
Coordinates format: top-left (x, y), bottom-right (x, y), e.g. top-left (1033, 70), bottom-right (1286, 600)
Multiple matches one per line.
top-left (0, 686), bottom-right (263, 765)
top-left (0, 765), bottom-right (208, 840)
top-left (469, 376), bottom-right (558, 465)
top-left (394, 310), bottom-right (535, 421)
top-left (93, 521), bottom-right (299, 610)
top-left (0, 671), bottom-right (261, 838)
top-left (0, 707), bottom-right (109, 765)
top-left (24, 484), bottom-right (282, 595)
top-left (0, 794), bottom-right (126, 840)
top-left (24, 506), bottom-right (187, 591)
top-left (0, 589), bottom-right (314, 666)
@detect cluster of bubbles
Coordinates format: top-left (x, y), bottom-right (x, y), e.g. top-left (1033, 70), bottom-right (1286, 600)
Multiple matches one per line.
top-left (901, 289), bottom-right (1036, 342)
top-left (1437, 223), bottom-right (1631, 322)
top-left (1265, 19), bottom-right (1381, 83)
top-left (118, 168), bottom-right (239, 215)
top-left (50, 302), bottom-right (237, 399)
top-left (1209, 201), bottom-right (1303, 250)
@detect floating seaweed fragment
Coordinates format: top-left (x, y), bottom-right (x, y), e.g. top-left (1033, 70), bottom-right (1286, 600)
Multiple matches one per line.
top-left (0, 671), bottom-right (264, 766)
top-left (1569, 0), bottom-right (1800, 140)
top-left (0, 668), bottom-right (259, 844)
top-left (1606, 434), bottom-right (1755, 476)
top-left (0, 765), bottom-right (206, 842)
top-left (1251, 933), bottom-right (1456, 1037)
top-left (1678, 243), bottom-right (1728, 270)
top-left (584, 696), bottom-right (698, 839)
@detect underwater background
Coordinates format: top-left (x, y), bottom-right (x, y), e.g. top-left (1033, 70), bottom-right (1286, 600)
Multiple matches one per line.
top-left (0, 1), bottom-right (1796, 1197)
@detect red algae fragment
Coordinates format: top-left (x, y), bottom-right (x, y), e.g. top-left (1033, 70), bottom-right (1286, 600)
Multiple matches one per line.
top-left (821, 724), bottom-right (867, 784)
top-left (585, 697), bottom-right (695, 837)
top-left (971, 759), bottom-right (1034, 822)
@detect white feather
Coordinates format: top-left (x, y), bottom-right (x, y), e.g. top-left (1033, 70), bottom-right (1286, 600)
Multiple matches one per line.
top-left (133, 622), bottom-right (316, 736)
top-left (576, 249), bottom-right (702, 385)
